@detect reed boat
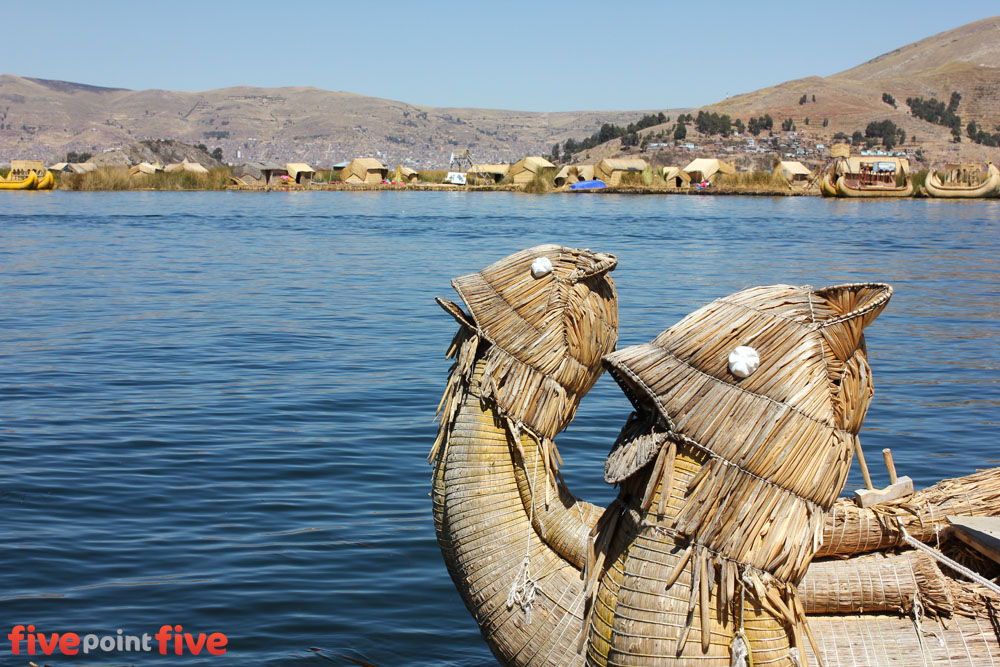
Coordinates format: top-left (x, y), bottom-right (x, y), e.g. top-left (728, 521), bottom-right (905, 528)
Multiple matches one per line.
top-left (430, 247), bottom-right (999, 665)
top-left (836, 174), bottom-right (914, 198)
top-left (0, 169), bottom-right (38, 190)
top-left (35, 169), bottom-right (54, 190)
top-left (924, 162), bottom-right (1000, 198)
top-left (820, 173), bottom-right (838, 197)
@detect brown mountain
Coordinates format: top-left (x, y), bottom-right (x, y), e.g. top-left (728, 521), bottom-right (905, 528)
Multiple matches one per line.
top-left (567, 16), bottom-right (1000, 167)
top-left (700, 15), bottom-right (1000, 164)
top-left (2, 16), bottom-right (997, 168)
top-left (0, 75), bottom-right (656, 168)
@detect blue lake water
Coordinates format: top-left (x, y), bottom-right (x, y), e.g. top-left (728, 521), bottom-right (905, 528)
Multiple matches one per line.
top-left (2, 191), bottom-right (998, 665)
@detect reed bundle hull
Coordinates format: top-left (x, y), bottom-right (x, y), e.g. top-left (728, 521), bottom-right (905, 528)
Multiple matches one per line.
top-left (924, 164), bottom-right (1000, 198)
top-left (35, 170), bottom-right (54, 190)
top-left (836, 176), bottom-right (914, 198)
top-left (820, 173), bottom-right (839, 197)
top-left (0, 170), bottom-right (38, 190)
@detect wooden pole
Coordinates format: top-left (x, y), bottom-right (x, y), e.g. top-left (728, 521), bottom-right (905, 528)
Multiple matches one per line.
top-left (855, 440), bottom-right (874, 490)
top-left (882, 448), bottom-right (898, 484)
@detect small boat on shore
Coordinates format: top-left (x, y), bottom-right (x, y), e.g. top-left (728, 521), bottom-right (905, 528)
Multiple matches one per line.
top-left (924, 161), bottom-right (1000, 198)
top-left (0, 169), bottom-right (38, 190)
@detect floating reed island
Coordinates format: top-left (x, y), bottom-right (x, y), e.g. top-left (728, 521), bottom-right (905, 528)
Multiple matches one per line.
top-left (430, 246), bottom-right (1000, 666)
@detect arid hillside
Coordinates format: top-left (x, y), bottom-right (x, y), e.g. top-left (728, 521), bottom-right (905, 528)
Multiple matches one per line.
top-left (559, 16), bottom-right (1000, 168)
top-left (2, 16), bottom-right (998, 168)
top-left (0, 75), bottom-right (655, 167)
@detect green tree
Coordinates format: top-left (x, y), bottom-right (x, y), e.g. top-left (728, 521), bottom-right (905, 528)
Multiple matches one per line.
top-left (823, 118), bottom-right (829, 127)
top-left (673, 122), bottom-right (687, 141)
top-left (799, 94), bottom-right (808, 105)
top-left (851, 130), bottom-right (864, 146)
top-left (805, 118), bottom-right (810, 125)
top-left (551, 143), bottom-right (560, 162)
top-left (211, 147), bottom-right (224, 162)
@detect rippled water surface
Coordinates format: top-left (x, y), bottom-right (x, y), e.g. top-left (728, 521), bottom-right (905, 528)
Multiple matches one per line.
top-left (2, 192), bottom-right (998, 665)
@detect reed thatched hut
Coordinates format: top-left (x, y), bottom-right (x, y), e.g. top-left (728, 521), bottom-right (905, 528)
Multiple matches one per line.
top-left (507, 156), bottom-right (556, 186)
top-left (467, 163), bottom-right (510, 185)
top-left (285, 163), bottom-right (315, 185)
top-left (164, 159), bottom-right (209, 174)
top-left (594, 158), bottom-right (648, 186)
top-left (341, 158), bottom-right (388, 184)
top-left (775, 160), bottom-right (813, 184)
top-left (554, 164), bottom-right (595, 187)
top-left (662, 166), bottom-right (692, 189)
top-left (128, 162), bottom-right (162, 178)
top-left (66, 162), bottom-right (97, 174)
top-left (683, 157), bottom-right (735, 183)
top-left (394, 166), bottom-right (419, 184)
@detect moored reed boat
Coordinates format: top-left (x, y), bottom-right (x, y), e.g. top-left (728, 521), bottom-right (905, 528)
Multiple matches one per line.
top-left (820, 172), bottom-right (838, 197)
top-left (924, 161), bottom-right (1000, 198)
top-left (35, 169), bottom-right (54, 190)
top-left (0, 169), bottom-right (38, 190)
top-left (429, 246), bottom-right (1000, 666)
top-left (836, 173), bottom-right (914, 198)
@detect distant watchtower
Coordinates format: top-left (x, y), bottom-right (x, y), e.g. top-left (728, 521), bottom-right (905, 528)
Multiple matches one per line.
top-left (449, 149), bottom-right (473, 172)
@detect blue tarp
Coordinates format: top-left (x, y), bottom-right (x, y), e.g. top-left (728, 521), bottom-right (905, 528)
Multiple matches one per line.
top-left (569, 179), bottom-right (607, 190)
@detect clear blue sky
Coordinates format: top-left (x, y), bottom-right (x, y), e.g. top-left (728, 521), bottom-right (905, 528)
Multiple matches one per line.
top-left (4, 2), bottom-right (997, 111)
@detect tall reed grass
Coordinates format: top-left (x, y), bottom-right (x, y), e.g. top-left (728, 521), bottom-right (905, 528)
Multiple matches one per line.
top-left (520, 169), bottom-right (555, 194)
top-left (418, 170), bottom-right (447, 184)
top-left (715, 170), bottom-right (790, 191)
top-left (59, 167), bottom-right (232, 191)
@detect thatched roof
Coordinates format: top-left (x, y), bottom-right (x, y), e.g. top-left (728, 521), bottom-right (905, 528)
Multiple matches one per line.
top-left (342, 157), bottom-right (387, 180)
top-left (285, 163), bottom-right (315, 179)
top-left (683, 158), bottom-right (735, 180)
top-left (509, 156), bottom-right (555, 175)
top-left (776, 160), bottom-right (812, 177)
top-left (128, 162), bottom-right (161, 177)
top-left (597, 158), bottom-right (648, 172)
top-left (164, 159), bottom-right (209, 174)
top-left (48, 162), bottom-right (69, 171)
top-left (554, 164), bottom-right (596, 186)
top-left (468, 163), bottom-right (510, 177)
top-left (66, 162), bottom-right (97, 174)
top-left (662, 166), bottom-right (691, 183)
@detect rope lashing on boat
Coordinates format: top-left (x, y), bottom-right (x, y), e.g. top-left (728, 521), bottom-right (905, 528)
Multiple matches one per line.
top-left (788, 647), bottom-right (802, 667)
top-left (898, 520), bottom-right (1000, 597)
top-left (507, 441), bottom-right (542, 623)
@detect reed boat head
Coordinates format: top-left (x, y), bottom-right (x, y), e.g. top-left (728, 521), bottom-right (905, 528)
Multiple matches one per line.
top-left (603, 282), bottom-right (892, 508)
top-left (436, 244), bottom-right (619, 441)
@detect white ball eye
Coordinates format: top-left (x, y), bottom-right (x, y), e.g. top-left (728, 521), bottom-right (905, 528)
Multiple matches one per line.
top-left (728, 346), bottom-right (760, 379)
top-left (531, 256), bottom-right (553, 278)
